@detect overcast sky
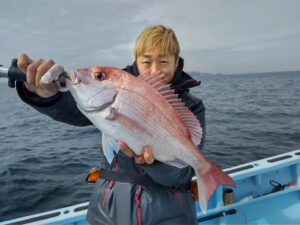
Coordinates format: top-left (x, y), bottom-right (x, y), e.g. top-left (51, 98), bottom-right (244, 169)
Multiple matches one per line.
top-left (0, 0), bottom-right (299, 74)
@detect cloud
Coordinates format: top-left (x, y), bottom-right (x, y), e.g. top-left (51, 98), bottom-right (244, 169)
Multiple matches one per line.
top-left (93, 43), bottom-right (134, 64)
top-left (0, 0), bottom-right (299, 73)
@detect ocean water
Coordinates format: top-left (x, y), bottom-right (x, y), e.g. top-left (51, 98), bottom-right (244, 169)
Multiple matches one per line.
top-left (0, 72), bottom-right (300, 221)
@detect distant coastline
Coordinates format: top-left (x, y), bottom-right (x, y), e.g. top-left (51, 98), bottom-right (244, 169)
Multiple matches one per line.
top-left (190, 70), bottom-right (300, 77)
top-left (1, 70), bottom-right (299, 84)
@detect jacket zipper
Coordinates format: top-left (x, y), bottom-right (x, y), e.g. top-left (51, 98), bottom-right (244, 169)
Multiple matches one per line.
top-left (169, 187), bottom-right (184, 205)
top-left (136, 186), bottom-right (143, 225)
top-left (101, 155), bottom-right (118, 207)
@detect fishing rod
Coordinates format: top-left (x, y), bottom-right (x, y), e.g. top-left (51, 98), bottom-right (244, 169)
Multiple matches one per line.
top-left (0, 59), bottom-right (27, 88)
top-left (0, 59), bottom-right (68, 89)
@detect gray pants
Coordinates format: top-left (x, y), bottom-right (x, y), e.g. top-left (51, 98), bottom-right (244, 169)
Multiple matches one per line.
top-left (86, 180), bottom-right (198, 225)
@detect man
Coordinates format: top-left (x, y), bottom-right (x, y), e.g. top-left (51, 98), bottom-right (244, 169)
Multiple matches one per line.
top-left (16, 25), bottom-right (205, 225)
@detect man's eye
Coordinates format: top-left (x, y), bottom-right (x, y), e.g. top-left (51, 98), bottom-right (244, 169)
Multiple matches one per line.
top-left (142, 61), bottom-right (150, 64)
top-left (161, 60), bottom-right (168, 64)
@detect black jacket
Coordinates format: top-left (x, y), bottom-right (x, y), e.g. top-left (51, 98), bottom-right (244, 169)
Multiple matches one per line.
top-left (16, 58), bottom-right (206, 225)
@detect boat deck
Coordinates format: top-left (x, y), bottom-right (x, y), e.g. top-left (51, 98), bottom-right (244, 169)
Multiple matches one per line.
top-left (2, 149), bottom-right (300, 225)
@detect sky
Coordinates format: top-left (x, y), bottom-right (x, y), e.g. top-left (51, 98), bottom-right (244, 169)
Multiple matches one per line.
top-left (0, 0), bottom-right (299, 74)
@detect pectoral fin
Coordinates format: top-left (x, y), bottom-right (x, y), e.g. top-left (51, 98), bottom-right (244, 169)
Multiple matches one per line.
top-left (101, 133), bottom-right (119, 164)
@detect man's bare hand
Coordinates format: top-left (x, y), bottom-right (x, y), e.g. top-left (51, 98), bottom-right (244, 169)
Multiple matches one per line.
top-left (117, 141), bottom-right (155, 165)
top-left (17, 53), bottom-right (58, 98)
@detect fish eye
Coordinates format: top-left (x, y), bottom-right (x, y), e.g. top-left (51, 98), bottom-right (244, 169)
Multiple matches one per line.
top-left (94, 71), bottom-right (106, 81)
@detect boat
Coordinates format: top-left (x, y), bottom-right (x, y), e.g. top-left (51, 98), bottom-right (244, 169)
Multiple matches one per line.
top-left (1, 148), bottom-right (299, 225)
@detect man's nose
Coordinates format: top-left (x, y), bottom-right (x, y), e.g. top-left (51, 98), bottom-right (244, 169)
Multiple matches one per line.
top-left (150, 63), bottom-right (160, 74)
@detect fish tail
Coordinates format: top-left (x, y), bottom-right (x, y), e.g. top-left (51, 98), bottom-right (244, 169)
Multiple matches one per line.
top-left (195, 160), bottom-right (235, 214)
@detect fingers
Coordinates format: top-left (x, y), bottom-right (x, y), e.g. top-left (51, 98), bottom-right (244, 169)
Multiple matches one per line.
top-left (134, 146), bottom-right (154, 165)
top-left (117, 141), bottom-right (155, 165)
top-left (17, 54), bottom-right (56, 88)
top-left (36, 59), bottom-right (55, 87)
top-left (17, 53), bottom-right (33, 73)
top-left (117, 141), bottom-right (136, 157)
top-left (142, 146), bottom-right (155, 164)
top-left (16, 53), bottom-right (59, 97)
top-left (26, 59), bottom-right (44, 86)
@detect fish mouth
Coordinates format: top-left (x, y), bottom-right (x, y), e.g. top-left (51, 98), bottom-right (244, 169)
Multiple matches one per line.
top-left (53, 72), bottom-right (72, 92)
top-left (67, 70), bottom-right (82, 85)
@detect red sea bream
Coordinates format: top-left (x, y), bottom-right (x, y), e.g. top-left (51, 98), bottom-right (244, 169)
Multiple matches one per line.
top-left (65, 66), bottom-right (235, 213)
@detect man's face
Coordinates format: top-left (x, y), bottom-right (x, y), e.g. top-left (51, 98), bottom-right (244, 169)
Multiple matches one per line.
top-left (136, 48), bottom-right (178, 84)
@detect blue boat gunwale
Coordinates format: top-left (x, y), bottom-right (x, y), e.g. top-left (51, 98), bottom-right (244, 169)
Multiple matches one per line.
top-left (196, 183), bottom-right (300, 217)
top-left (224, 149), bottom-right (300, 178)
top-left (0, 202), bottom-right (90, 225)
top-left (1, 149), bottom-right (300, 225)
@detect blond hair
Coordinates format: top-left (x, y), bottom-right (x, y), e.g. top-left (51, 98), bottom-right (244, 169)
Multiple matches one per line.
top-left (134, 25), bottom-right (180, 59)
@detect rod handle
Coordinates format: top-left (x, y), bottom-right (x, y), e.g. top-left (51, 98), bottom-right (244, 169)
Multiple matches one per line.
top-left (8, 58), bottom-right (27, 88)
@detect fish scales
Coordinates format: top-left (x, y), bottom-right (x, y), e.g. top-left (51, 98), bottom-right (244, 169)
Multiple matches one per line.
top-left (114, 76), bottom-right (194, 162)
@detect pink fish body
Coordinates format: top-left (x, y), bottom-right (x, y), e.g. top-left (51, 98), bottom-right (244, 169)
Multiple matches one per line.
top-left (65, 67), bottom-right (235, 213)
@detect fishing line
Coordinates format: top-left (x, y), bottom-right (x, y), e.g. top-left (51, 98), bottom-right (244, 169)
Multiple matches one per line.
top-left (237, 208), bottom-right (248, 225)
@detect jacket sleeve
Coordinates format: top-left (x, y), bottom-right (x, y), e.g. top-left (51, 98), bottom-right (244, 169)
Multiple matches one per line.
top-left (141, 93), bottom-right (206, 187)
top-left (16, 81), bottom-right (92, 126)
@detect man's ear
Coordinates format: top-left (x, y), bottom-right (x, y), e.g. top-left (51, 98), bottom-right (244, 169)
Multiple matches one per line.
top-left (175, 57), bottom-right (179, 69)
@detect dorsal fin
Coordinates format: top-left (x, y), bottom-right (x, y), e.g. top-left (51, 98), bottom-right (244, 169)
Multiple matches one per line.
top-left (157, 84), bottom-right (171, 92)
top-left (139, 74), bottom-right (203, 146)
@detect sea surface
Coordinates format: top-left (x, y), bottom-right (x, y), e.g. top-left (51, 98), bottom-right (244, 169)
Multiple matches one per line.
top-left (0, 72), bottom-right (300, 222)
